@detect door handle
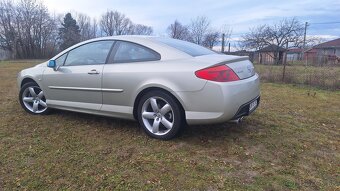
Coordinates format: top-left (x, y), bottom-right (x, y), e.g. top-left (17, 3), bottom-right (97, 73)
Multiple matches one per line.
top-left (88, 69), bottom-right (100, 75)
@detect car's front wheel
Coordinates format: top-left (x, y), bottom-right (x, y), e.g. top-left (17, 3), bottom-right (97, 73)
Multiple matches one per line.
top-left (19, 82), bottom-right (49, 115)
top-left (137, 90), bottom-right (183, 140)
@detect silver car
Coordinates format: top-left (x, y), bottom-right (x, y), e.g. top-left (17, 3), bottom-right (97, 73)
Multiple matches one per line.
top-left (17, 36), bottom-right (260, 140)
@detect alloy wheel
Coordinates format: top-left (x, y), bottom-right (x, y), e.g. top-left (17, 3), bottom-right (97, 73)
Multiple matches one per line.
top-left (22, 85), bottom-right (47, 114)
top-left (141, 96), bottom-right (174, 136)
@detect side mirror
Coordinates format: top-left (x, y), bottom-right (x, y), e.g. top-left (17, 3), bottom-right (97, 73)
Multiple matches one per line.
top-left (47, 60), bottom-right (58, 71)
top-left (48, 60), bottom-right (56, 68)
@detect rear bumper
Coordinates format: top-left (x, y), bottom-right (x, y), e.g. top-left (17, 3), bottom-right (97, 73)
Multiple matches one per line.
top-left (230, 96), bottom-right (260, 120)
top-left (177, 73), bottom-right (260, 125)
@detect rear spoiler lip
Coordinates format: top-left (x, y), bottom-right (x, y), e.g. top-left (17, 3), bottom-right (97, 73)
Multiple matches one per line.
top-left (199, 56), bottom-right (249, 70)
top-left (215, 56), bottom-right (249, 66)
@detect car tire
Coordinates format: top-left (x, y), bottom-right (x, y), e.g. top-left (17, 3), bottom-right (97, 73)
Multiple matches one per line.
top-left (137, 90), bottom-right (183, 140)
top-left (19, 82), bottom-right (50, 115)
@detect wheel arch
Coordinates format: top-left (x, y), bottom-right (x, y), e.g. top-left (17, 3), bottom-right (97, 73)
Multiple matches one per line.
top-left (132, 87), bottom-right (186, 120)
top-left (21, 77), bottom-right (38, 87)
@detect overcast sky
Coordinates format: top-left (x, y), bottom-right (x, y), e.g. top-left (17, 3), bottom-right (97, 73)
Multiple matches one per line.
top-left (43, 0), bottom-right (340, 40)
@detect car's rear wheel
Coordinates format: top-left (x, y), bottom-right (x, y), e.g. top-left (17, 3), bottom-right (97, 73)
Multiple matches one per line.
top-left (19, 82), bottom-right (49, 114)
top-left (137, 90), bottom-right (183, 140)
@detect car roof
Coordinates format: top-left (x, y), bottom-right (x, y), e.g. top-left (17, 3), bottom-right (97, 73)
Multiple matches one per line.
top-left (88, 35), bottom-right (157, 42)
top-left (52, 35), bottom-right (191, 61)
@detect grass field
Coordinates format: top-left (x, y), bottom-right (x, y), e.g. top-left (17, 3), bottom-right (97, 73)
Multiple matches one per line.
top-left (0, 60), bottom-right (339, 190)
top-left (255, 64), bottom-right (340, 90)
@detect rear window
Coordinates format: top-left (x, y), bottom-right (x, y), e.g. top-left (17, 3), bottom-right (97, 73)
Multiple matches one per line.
top-left (113, 41), bottom-right (160, 63)
top-left (155, 38), bottom-right (216, 57)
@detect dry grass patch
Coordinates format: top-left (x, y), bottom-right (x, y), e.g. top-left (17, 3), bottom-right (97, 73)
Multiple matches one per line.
top-left (255, 64), bottom-right (340, 90)
top-left (0, 60), bottom-right (339, 190)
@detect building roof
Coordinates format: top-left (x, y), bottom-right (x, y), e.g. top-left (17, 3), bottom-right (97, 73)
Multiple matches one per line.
top-left (314, 38), bottom-right (340, 49)
top-left (305, 48), bottom-right (317, 53)
top-left (257, 44), bottom-right (286, 52)
top-left (233, 50), bottom-right (253, 53)
top-left (287, 48), bottom-right (303, 53)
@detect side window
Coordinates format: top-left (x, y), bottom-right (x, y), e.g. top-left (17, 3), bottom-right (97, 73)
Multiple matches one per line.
top-left (113, 41), bottom-right (160, 63)
top-left (64, 41), bottom-right (114, 66)
top-left (55, 53), bottom-right (67, 66)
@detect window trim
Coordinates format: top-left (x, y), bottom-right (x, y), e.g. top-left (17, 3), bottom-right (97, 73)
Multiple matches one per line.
top-left (54, 52), bottom-right (68, 66)
top-left (107, 40), bottom-right (161, 64)
top-left (58, 40), bottom-right (116, 67)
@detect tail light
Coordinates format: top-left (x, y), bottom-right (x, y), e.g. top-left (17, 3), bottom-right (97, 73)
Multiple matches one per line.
top-left (195, 65), bottom-right (240, 82)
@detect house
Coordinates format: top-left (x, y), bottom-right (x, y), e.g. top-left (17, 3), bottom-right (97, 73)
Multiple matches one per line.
top-left (286, 48), bottom-right (303, 61)
top-left (314, 38), bottom-right (340, 57)
top-left (312, 38), bottom-right (340, 65)
top-left (256, 45), bottom-right (286, 65)
top-left (303, 48), bottom-right (318, 65)
top-left (304, 48), bottom-right (317, 59)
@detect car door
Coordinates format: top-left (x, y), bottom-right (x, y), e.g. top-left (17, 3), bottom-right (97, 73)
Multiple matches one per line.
top-left (43, 40), bottom-right (115, 111)
top-left (101, 41), bottom-right (161, 115)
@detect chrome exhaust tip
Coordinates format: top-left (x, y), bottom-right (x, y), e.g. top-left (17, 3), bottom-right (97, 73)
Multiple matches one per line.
top-left (229, 116), bottom-right (244, 124)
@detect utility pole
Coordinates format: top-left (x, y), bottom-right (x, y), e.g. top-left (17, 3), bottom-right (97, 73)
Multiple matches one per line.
top-left (228, 43), bottom-right (230, 52)
top-left (303, 22), bottom-right (309, 66)
top-left (282, 40), bottom-right (289, 82)
top-left (221, 33), bottom-right (225, 53)
top-left (303, 22), bottom-right (308, 50)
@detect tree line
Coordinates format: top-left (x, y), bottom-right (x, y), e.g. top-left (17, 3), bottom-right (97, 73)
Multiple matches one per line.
top-left (0, 0), bottom-right (57, 59)
top-left (239, 18), bottom-right (323, 51)
top-left (166, 17), bottom-right (232, 49)
top-left (0, 0), bottom-right (153, 59)
top-left (0, 0), bottom-right (320, 60)
top-left (239, 18), bottom-right (325, 65)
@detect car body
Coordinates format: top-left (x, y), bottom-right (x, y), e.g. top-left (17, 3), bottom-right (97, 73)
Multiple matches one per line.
top-left (17, 35), bottom-right (260, 139)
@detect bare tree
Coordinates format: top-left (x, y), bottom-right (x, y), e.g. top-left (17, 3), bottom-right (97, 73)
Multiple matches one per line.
top-left (241, 25), bottom-right (268, 51)
top-left (100, 10), bottom-right (133, 36)
top-left (202, 31), bottom-right (220, 49)
top-left (0, 0), bottom-right (58, 58)
top-left (132, 24), bottom-right (153, 35)
top-left (92, 18), bottom-right (98, 37)
top-left (37, 10), bottom-right (58, 57)
top-left (100, 10), bottom-right (114, 36)
top-left (242, 18), bottom-right (304, 49)
top-left (234, 41), bottom-right (248, 51)
top-left (305, 36), bottom-right (326, 49)
top-left (76, 13), bottom-right (97, 40)
top-left (166, 20), bottom-right (190, 41)
top-left (167, 17), bottom-right (225, 49)
top-left (189, 16), bottom-right (211, 45)
top-left (0, 0), bottom-right (16, 58)
top-left (241, 18), bottom-right (304, 64)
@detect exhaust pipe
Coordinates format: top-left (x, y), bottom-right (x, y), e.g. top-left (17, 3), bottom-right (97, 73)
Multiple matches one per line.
top-left (229, 116), bottom-right (244, 124)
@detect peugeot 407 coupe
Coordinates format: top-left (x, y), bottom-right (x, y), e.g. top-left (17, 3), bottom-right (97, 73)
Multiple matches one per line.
top-left (17, 35), bottom-right (260, 140)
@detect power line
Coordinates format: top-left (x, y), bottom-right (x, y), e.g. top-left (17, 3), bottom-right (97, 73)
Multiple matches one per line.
top-left (309, 21), bottom-right (340, 25)
top-left (230, 32), bottom-right (247, 36)
top-left (227, 21), bottom-right (340, 38)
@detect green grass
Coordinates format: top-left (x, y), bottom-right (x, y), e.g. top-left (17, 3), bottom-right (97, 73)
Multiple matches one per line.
top-left (0, 60), bottom-right (339, 190)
